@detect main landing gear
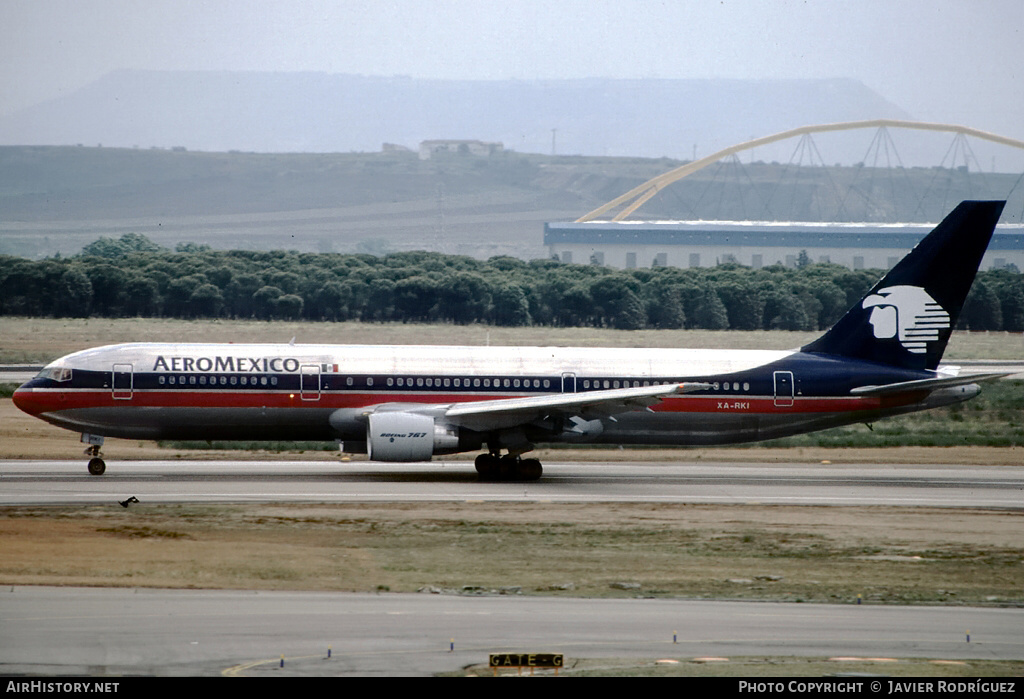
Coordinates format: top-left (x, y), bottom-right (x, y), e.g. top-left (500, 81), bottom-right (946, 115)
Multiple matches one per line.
top-left (474, 453), bottom-right (543, 482)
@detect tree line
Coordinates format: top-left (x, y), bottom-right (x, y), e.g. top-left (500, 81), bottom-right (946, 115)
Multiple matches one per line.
top-left (2, 233), bottom-right (1022, 332)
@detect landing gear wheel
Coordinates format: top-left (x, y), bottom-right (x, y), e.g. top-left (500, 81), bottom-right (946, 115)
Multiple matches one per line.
top-left (87, 457), bottom-right (106, 476)
top-left (474, 453), bottom-right (501, 480)
top-left (475, 454), bottom-right (543, 481)
top-left (518, 458), bottom-right (543, 481)
top-left (498, 455), bottom-right (519, 480)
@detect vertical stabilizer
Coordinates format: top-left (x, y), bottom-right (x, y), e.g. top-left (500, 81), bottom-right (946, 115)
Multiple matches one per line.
top-left (801, 200), bottom-right (1005, 370)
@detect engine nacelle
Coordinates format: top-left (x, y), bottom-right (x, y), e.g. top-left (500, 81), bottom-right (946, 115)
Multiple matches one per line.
top-left (366, 411), bottom-right (461, 462)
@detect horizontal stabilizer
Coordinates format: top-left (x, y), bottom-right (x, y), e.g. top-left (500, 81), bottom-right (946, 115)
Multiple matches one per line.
top-left (849, 372), bottom-right (1010, 396)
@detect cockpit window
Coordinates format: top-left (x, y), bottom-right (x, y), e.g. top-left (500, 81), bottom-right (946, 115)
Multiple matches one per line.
top-left (36, 367), bottom-right (72, 382)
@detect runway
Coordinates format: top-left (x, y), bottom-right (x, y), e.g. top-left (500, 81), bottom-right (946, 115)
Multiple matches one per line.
top-left (2, 459), bottom-right (1022, 508)
top-left (3, 459), bottom-right (1022, 676)
top-left (1, 586), bottom-right (1021, 676)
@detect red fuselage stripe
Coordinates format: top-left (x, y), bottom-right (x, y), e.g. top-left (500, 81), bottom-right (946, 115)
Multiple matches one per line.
top-left (16, 388), bottom-right (884, 415)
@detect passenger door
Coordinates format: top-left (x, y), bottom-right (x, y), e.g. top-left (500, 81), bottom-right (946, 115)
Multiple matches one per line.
top-left (112, 364), bottom-right (133, 400)
top-left (773, 370), bottom-right (794, 408)
top-left (300, 364), bottom-right (321, 401)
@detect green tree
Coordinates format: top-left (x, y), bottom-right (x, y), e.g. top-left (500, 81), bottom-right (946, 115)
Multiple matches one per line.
top-left (274, 294), bottom-right (304, 320)
top-left (997, 282), bottom-right (1024, 332)
top-left (163, 275), bottom-right (208, 317)
top-left (766, 291), bottom-right (811, 331)
top-left (490, 283), bottom-right (531, 326)
top-left (439, 272), bottom-right (492, 324)
top-left (122, 275), bottom-right (161, 317)
top-left (394, 276), bottom-right (439, 321)
top-left (225, 273), bottom-right (264, 318)
top-left (363, 278), bottom-right (396, 321)
top-left (188, 283), bottom-right (225, 318)
top-left (315, 280), bottom-right (352, 321)
top-left (691, 284), bottom-right (729, 330)
top-left (959, 281), bottom-right (1003, 330)
top-left (716, 282), bottom-right (762, 330)
top-left (83, 264), bottom-right (129, 316)
top-left (589, 275), bottom-right (645, 328)
top-left (646, 286), bottom-right (686, 329)
top-left (57, 267), bottom-right (93, 317)
top-left (81, 233), bottom-right (162, 258)
top-left (252, 285), bottom-right (285, 320)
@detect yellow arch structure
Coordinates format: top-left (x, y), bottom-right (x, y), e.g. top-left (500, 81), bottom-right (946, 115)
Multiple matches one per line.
top-left (576, 119), bottom-right (1024, 222)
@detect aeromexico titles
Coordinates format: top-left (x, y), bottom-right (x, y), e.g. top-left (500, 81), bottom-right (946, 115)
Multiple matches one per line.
top-left (13, 201), bottom-right (1011, 481)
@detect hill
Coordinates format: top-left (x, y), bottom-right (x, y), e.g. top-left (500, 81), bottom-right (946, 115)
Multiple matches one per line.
top-left (2, 145), bottom-right (1022, 260)
top-left (0, 72), bottom-right (911, 158)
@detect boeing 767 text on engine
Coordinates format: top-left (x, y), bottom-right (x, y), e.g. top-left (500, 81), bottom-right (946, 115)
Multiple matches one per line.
top-left (13, 201), bottom-right (1010, 481)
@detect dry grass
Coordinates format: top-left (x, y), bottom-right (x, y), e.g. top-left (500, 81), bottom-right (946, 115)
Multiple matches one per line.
top-left (1, 503), bottom-right (1021, 607)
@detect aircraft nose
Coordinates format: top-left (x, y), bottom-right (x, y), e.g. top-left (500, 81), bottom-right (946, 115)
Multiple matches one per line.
top-left (11, 383), bottom-right (46, 416)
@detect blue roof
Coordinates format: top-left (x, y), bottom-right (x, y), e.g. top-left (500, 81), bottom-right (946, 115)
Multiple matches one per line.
top-left (544, 221), bottom-right (1024, 251)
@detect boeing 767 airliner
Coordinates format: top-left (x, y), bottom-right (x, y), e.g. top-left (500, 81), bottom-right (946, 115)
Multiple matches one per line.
top-left (13, 201), bottom-right (1010, 480)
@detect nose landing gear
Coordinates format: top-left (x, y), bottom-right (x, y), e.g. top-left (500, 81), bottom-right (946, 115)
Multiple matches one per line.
top-left (82, 434), bottom-right (106, 476)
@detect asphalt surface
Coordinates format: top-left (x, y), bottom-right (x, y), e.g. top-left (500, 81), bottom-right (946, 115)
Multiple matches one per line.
top-left (1, 587), bottom-right (1021, 676)
top-left (2, 459), bottom-right (1022, 508)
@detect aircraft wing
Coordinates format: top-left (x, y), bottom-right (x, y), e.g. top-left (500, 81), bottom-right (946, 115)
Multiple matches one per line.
top-left (849, 372), bottom-right (1011, 396)
top-left (439, 381), bottom-right (712, 432)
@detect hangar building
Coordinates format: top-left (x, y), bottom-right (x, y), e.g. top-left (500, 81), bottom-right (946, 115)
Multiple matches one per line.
top-left (544, 220), bottom-right (1024, 271)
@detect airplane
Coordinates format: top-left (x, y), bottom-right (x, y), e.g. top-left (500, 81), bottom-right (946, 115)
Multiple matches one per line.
top-left (12, 200), bottom-right (1011, 481)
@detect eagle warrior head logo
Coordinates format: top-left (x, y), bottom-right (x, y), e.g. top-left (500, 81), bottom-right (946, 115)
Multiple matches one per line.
top-left (862, 285), bottom-right (951, 354)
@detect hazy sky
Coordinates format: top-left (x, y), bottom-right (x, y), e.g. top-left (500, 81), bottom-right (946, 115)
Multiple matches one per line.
top-left (2, 0), bottom-right (1022, 138)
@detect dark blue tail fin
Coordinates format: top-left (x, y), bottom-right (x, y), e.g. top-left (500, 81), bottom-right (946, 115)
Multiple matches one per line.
top-left (802, 200), bottom-right (1005, 370)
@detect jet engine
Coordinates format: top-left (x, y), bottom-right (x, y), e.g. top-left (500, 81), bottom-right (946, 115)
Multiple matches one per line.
top-left (366, 411), bottom-right (463, 462)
